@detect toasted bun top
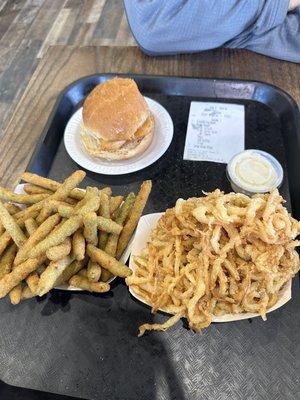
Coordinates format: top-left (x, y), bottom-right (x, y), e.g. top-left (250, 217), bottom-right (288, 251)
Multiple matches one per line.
top-left (82, 78), bottom-right (150, 141)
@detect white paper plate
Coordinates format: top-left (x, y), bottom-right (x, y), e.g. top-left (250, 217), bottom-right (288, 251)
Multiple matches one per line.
top-left (129, 213), bottom-right (292, 323)
top-left (64, 97), bottom-right (174, 175)
top-left (14, 184), bottom-right (133, 291)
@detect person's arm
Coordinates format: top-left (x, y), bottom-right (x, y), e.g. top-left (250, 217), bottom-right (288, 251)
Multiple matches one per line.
top-left (228, 6), bottom-right (300, 63)
top-left (124, 0), bottom-right (299, 63)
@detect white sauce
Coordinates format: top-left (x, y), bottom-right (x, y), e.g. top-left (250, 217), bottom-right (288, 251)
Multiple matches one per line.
top-left (227, 150), bottom-right (283, 194)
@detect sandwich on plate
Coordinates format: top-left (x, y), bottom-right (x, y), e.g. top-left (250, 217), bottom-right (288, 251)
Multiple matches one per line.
top-left (80, 77), bottom-right (154, 160)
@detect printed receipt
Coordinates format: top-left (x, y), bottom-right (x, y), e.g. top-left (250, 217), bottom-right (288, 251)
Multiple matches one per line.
top-left (183, 102), bottom-right (245, 163)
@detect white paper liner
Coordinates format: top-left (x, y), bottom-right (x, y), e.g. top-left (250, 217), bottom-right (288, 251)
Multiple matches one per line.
top-left (14, 184), bottom-right (132, 291)
top-left (129, 213), bottom-right (292, 323)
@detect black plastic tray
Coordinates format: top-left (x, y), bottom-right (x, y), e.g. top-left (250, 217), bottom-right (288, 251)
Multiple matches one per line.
top-left (1, 74), bottom-right (300, 400)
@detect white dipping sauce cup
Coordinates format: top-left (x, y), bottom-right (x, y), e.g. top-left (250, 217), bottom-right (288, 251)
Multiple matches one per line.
top-left (226, 149), bottom-right (283, 195)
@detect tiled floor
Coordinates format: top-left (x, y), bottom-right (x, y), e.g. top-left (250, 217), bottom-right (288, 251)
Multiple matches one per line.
top-left (0, 0), bottom-right (136, 134)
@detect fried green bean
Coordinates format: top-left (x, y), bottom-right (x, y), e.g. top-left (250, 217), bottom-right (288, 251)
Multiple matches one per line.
top-left (0, 188), bottom-right (48, 204)
top-left (15, 213), bottom-right (61, 265)
top-left (37, 170), bottom-right (86, 223)
top-left (116, 180), bottom-right (152, 259)
top-left (54, 259), bottom-right (86, 286)
top-left (87, 245), bottom-right (131, 278)
top-left (0, 200), bottom-right (27, 247)
top-left (98, 193), bottom-right (111, 249)
top-left (105, 193), bottom-right (135, 257)
top-left (72, 230), bottom-right (85, 261)
top-left (87, 259), bottom-right (101, 282)
top-left (83, 212), bottom-right (98, 246)
top-left (29, 215), bottom-right (82, 259)
top-left (69, 275), bottom-right (110, 293)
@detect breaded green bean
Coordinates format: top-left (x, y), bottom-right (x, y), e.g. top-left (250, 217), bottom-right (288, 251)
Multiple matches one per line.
top-left (15, 213), bottom-right (61, 265)
top-left (57, 203), bottom-right (74, 218)
top-left (110, 196), bottom-right (124, 216)
top-left (23, 184), bottom-right (53, 195)
top-left (37, 255), bottom-right (75, 296)
top-left (41, 200), bottom-right (73, 216)
top-left (0, 200), bottom-right (27, 247)
top-left (21, 172), bottom-right (86, 200)
top-left (87, 245), bottom-right (132, 278)
top-left (102, 187), bottom-right (112, 196)
top-left (9, 284), bottom-right (22, 305)
top-left (0, 213), bottom-right (28, 256)
top-left (0, 256), bottom-right (44, 298)
top-left (58, 195), bottom-right (101, 219)
top-left (77, 196), bottom-right (101, 216)
top-left (102, 193), bottom-right (135, 281)
top-left (87, 259), bottom-right (101, 282)
top-left (74, 187), bottom-right (98, 212)
top-left (0, 188), bottom-right (48, 204)
top-left (83, 212), bottom-right (98, 246)
top-left (98, 193), bottom-right (110, 249)
top-left (29, 215), bottom-right (82, 259)
top-left (26, 272), bottom-right (39, 294)
top-left (24, 217), bottom-right (40, 293)
top-left (0, 203), bottom-right (21, 236)
top-left (12, 202), bottom-right (42, 222)
top-left (100, 269), bottom-right (113, 282)
top-left (0, 204), bottom-right (21, 236)
top-left (0, 215), bottom-right (28, 257)
top-left (46, 237), bottom-right (71, 261)
top-left (24, 217), bottom-right (38, 235)
top-left (116, 180), bottom-right (152, 259)
top-left (73, 196), bottom-right (89, 212)
top-left (97, 216), bottom-right (122, 234)
top-left (0, 243), bottom-right (17, 279)
top-left (23, 185), bottom-right (79, 206)
top-left (69, 275), bottom-right (110, 293)
top-left (72, 230), bottom-right (85, 261)
top-left (54, 259), bottom-right (86, 286)
top-left (24, 185), bottom-right (76, 205)
top-left (0, 232), bottom-right (12, 257)
top-left (4, 203), bottom-right (21, 215)
top-left (105, 193), bottom-right (135, 257)
top-left (37, 170), bottom-right (86, 223)
top-left (115, 193), bottom-right (136, 224)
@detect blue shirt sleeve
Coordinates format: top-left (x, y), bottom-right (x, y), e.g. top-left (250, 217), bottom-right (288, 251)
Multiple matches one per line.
top-left (124, 0), bottom-right (299, 63)
top-left (231, 7), bottom-right (300, 63)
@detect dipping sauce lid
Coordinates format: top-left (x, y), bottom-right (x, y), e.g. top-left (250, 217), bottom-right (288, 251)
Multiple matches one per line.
top-left (226, 149), bottom-right (283, 195)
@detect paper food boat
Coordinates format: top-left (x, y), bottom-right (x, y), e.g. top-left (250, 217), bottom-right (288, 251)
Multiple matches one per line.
top-left (129, 213), bottom-right (292, 323)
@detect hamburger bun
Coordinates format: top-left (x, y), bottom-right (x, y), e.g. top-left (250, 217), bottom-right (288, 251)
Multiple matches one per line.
top-left (82, 78), bottom-right (150, 142)
top-left (80, 77), bottom-right (154, 160)
top-left (80, 114), bottom-right (154, 160)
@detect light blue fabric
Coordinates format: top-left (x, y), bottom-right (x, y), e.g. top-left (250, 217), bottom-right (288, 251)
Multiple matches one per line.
top-left (124, 0), bottom-right (300, 63)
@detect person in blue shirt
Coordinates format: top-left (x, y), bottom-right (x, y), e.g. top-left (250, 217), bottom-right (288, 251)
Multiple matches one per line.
top-left (124, 0), bottom-right (300, 63)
